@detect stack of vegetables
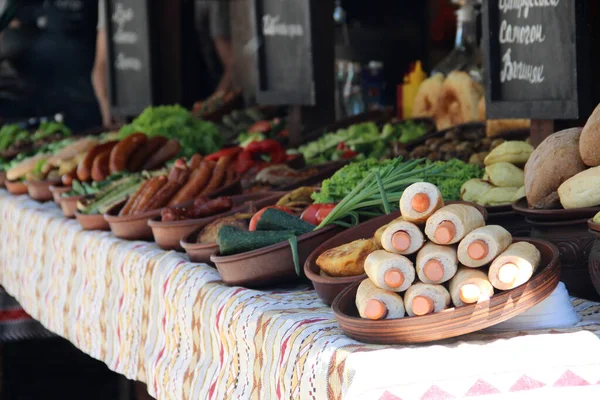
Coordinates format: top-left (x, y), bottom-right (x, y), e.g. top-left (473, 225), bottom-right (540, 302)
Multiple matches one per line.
top-left (297, 121), bottom-right (429, 165)
top-left (118, 105), bottom-right (223, 157)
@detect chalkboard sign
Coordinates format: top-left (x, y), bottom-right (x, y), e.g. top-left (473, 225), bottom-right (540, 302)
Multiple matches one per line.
top-left (254, 0), bottom-right (315, 105)
top-left (482, 0), bottom-right (592, 119)
top-left (105, 0), bottom-right (153, 118)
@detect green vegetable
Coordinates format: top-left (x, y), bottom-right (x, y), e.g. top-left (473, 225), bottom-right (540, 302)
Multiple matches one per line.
top-left (424, 159), bottom-right (483, 201)
top-left (118, 105), bottom-right (223, 157)
top-left (315, 158), bottom-right (441, 228)
top-left (238, 132), bottom-right (266, 148)
top-left (0, 124), bottom-right (28, 151)
top-left (217, 226), bottom-right (296, 256)
top-left (32, 121), bottom-right (71, 141)
top-left (80, 176), bottom-right (143, 215)
top-left (255, 208), bottom-right (315, 235)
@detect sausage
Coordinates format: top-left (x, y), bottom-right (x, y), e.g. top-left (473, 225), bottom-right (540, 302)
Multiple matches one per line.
top-left (77, 141), bottom-right (118, 181)
top-left (167, 161), bottom-right (214, 206)
top-left (144, 181), bottom-right (184, 211)
top-left (109, 133), bottom-right (148, 174)
top-left (141, 139), bottom-right (181, 171)
top-left (161, 206), bottom-right (190, 222)
top-left (188, 154), bottom-right (203, 170)
top-left (91, 151), bottom-right (111, 182)
top-left (120, 178), bottom-right (152, 216)
top-left (168, 159), bottom-right (191, 185)
top-left (127, 136), bottom-right (169, 172)
top-left (131, 176), bottom-right (167, 215)
top-left (62, 168), bottom-right (77, 186)
top-left (224, 168), bottom-right (237, 186)
top-left (200, 155), bottom-right (231, 195)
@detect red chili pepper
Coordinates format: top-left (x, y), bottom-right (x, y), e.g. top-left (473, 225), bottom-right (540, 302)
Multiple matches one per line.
top-left (342, 150), bottom-right (359, 159)
top-left (257, 139), bottom-right (282, 153)
top-left (235, 150), bottom-right (255, 174)
top-left (270, 149), bottom-right (287, 164)
top-left (248, 121), bottom-right (272, 134)
top-left (205, 146), bottom-right (242, 161)
top-left (336, 142), bottom-right (347, 151)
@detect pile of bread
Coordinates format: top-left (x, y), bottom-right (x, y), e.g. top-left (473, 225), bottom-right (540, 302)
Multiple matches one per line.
top-left (460, 141), bottom-right (533, 206)
top-left (412, 70), bottom-right (530, 136)
top-left (316, 182), bottom-right (541, 320)
top-left (525, 103), bottom-right (600, 209)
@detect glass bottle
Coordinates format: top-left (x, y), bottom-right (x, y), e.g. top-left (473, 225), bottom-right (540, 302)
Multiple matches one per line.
top-left (343, 62), bottom-right (365, 116)
top-left (431, 3), bottom-right (482, 82)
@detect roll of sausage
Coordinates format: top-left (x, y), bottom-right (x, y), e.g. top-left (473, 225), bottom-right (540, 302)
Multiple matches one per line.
top-left (373, 216), bottom-right (404, 249)
top-left (415, 242), bottom-right (458, 284)
top-left (380, 219), bottom-right (425, 255)
top-left (488, 242), bottom-right (541, 290)
top-left (449, 267), bottom-right (494, 307)
top-left (355, 278), bottom-right (405, 320)
top-left (404, 283), bottom-right (451, 317)
top-left (399, 182), bottom-right (445, 224)
top-left (424, 204), bottom-right (485, 245)
top-left (364, 250), bottom-right (415, 292)
top-left (457, 225), bottom-right (512, 268)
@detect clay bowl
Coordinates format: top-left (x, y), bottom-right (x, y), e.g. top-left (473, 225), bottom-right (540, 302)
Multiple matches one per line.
top-left (5, 180), bottom-right (28, 195)
top-left (49, 185), bottom-right (72, 204)
top-left (512, 198), bottom-right (600, 222)
top-left (181, 233), bottom-right (219, 266)
top-left (304, 201), bottom-right (487, 306)
top-left (75, 210), bottom-right (111, 231)
top-left (332, 238), bottom-right (560, 344)
top-left (25, 179), bottom-right (61, 202)
top-left (210, 224), bottom-right (344, 288)
top-left (60, 195), bottom-right (84, 218)
top-left (0, 171), bottom-right (6, 187)
top-left (149, 191), bottom-right (285, 251)
top-left (104, 202), bottom-right (161, 241)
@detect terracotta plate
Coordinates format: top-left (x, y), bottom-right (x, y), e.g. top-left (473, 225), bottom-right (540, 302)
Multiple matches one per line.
top-left (60, 195), bottom-right (84, 218)
top-left (75, 211), bottom-right (111, 231)
top-left (332, 238), bottom-right (560, 344)
top-left (512, 198), bottom-right (600, 221)
top-left (5, 180), bottom-right (28, 195)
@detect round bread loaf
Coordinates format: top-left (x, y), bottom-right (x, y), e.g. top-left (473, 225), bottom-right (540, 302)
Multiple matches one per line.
top-left (580, 103), bottom-right (600, 167)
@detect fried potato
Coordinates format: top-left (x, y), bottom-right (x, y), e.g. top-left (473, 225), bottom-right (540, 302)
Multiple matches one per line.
top-left (316, 239), bottom-right (377, 277)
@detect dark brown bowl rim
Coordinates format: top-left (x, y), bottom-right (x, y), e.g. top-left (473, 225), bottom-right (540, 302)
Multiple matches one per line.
top-left (181, 238), bottom-right (218, 253)
top-left (332, 237), bottom-right (559, 325)
top-left (147, 191), bottom-right (285, 229)
top-left (588, 219), bottom-right (600, 232)
top-left (49, 184), bottom-right (71, 193)
top-left (512, 198), bottom-right (600, 219)
top-left (61, 194), bottom-right (84, 204)
top-left (485, 204), bottom-right (513, 213)
top-left (25, 179), bottom-right (62, 188)
top-left (210, 224), bottom-right (339, 262)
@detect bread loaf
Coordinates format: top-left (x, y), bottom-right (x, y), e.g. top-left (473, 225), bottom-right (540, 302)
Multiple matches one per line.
top-left (557, 166), bottom-right (600, 209)
top-left (399, 182), bottom-right (444, 224)
top-left (356, 278), bottom-right (405, 320)
top-left (579, 103), bottom-right (600, 166)
top-left (449, 267), bottom-right (494, 307)
top-left (460, 179), bottom-right (494, 204)
top-left (380, 220), bottom-right (425, 256)
top-left (425, 204), bottom-right (485, 245)
top-left (457, 225), bottom-right (512, 268)
top-left (404, 283), bottom-right (451, 317)
top-left (488, 242), bottom-right (541, 290)
top-left (486, 119), bottom-right (531, 138)
top-left (415, 242), bottom-right (458, 284)
top-left (477, 187), bottom-right (521, 206)
top-left (524, 128), bottom-right (586, 209)
top-left (364, 250), bottom-right (416, 292)
top-left (484, 141), bottom-right (534, 166)
top-left (485, 162), bottom-right (524, 188)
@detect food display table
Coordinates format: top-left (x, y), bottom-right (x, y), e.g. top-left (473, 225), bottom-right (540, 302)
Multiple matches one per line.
top-left (2, 190), bottom-right (600, 399)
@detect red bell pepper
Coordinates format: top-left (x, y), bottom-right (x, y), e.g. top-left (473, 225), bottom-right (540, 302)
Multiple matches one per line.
top-left (205, 146), bottom-right (242, 161)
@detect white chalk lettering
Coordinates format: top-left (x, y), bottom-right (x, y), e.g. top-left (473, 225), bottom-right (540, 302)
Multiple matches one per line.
top-left (498, 0), bottom-right (560, 19)
top-left (262, 14), bottom-right (304, 38)
top-left (500, 48), bottom-right (545, 84)
top-left (499, 20), bottom-right (546, 45)
top-left (115, 53), bottom-right (142, 71)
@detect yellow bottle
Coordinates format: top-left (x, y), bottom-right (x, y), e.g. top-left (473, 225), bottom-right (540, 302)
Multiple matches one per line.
top-left (402, 61), bottom-right (427, 119)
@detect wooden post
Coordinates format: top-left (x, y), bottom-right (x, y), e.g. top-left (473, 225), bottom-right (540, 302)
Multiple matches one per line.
top-left (530, 120), bottom-right (554, 147)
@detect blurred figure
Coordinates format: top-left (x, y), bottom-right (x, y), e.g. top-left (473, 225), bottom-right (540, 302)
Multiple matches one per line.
top-left (0, 0), bottom-right (103, 131)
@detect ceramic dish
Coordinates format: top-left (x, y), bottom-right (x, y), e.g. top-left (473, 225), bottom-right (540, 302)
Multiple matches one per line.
top-left (5, 180), bottom-right (28, 195)
top-left (304, 201), bottom-right (487, 306)
top-left (149, 191), bottom-right (285, 251)
top-left (332, 238), bottom-right (559, 344)
top-left (75, 210), bottom-right (111, 231)
top-left (104, 203), bottom-right (161, 241)
top-left (60, 195), bottom-right (84, 218)
top-left (25, 179), bottom-right (61, 202)
top-left (210, 225), bottom-right (344, 288)
top-left (49, 185), bottom-right (72, 204)
top-left (512, 198), bottom-right (600, 222)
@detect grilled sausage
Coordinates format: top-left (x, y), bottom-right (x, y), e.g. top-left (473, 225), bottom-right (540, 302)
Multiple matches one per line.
top-left (109, 133), bottom-right (148, 173)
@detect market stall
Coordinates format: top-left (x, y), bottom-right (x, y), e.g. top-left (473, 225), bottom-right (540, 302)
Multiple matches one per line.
top-left (1, 191), bottom-right (600, 399)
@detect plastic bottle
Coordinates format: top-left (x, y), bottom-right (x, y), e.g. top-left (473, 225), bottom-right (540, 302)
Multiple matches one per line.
top-left (401, 61), bottom-right (427, 118)
top-left (362, 61), bottom-right (385, 110)
top-left (343, 62), bottom-right (365, 116)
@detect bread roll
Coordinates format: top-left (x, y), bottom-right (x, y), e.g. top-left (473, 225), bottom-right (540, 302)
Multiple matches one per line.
top-left (6, 154), bottom-right (49, 181)
top-left (511, 186), bottom-right (526, 202)
top-left (477, 187), bottom-right (520, 206)
top-left (416, 242), bottom-right (458, 284)
top-left (579, 103), bottom-right (600, 166)
top-left (380, 219), bottom-right (425, 255)
top-left (488, 242), bottom-right (541, 290)
top-left (364, 250), bottom-right (416, 292)
top-left (404, 283), bottom-right (451, 317)
top-left (485, 162), bottom-right (524, 188)
top-left (399, 182), bottom-right (445, 224)
top-left (356, 278), bottom-right (405, 320)
top-left (425, 204), bottom-right (485, 245)
top-left (412, 74), bottom-right (444, 118)
top-left (484, 141), bottom-right (534, 166)
top-left (460, 179), bottom-right (494, 204)
top-left (373, 216), bottom-right (404, 249)
top-left (524, 128), bottom-right (586, 209)
top-left (557, 166), bottom-right (600, 209)
top-left (457, 225), bottom-right (512, 267)
top-left (316, 239), bottom-right (377, 277)
top-left (486, 119), bottom-right (531, 138)
top-left (434, 71), bottom-right (483, 131)
top-left (449, 267), bottom-right (494, 307)
top-left (478, 97), bottom-right (486, 121)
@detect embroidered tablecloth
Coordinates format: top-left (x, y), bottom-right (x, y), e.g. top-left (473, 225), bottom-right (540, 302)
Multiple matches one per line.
top-left (1, 189), bottom-right (600, 400)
